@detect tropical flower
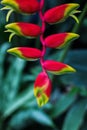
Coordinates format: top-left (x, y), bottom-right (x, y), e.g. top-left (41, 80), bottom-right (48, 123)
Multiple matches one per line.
top-left (1, 1), bottom-right (80, 106)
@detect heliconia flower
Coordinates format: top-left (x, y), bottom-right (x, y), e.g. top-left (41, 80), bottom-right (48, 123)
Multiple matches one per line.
top-left (44, 3), bottom-right (80, 24)
top-left (44, 33), bottom-right (79, 49)
top-left (7, 47), bottom-right (42, 61)
top-left (5, 22), bottom-right (41, 42)
top-left (1, 0), bottom-right (40, 21)
top-left (34, 72), bottom-right (52, 107)
top-left (43, 60), bottom-right (76, 75)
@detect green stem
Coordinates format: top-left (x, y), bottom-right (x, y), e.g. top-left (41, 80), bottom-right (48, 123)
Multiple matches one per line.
top-left (59, 3), bottom-right (87, 62)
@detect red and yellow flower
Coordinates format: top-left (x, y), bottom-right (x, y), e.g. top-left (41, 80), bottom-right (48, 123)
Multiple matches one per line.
top-left (45, 33), bottom-right (79, 49)
top-left (7, 47), bottom-right (42, 61)
top-left (34, 72), bottom-right (52, 107)
top-left (1, 0), bottom-right (40, 21)
top-left (5, 22), bottom-right (41, 42)
top-left (43, 60), bottom-right (76, 75)
top-left (44, 3), bottom-right (80, 24)
top-left (1, 0), bottom-right (40, 13)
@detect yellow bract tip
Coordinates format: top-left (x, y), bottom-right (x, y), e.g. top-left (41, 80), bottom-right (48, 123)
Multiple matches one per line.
top-left (7, 47), bottom-right (18, 53)
top-left (67, 65), bottom-right (76, 72)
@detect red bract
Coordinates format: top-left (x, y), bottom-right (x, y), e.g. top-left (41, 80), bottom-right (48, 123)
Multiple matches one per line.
top-left (43, 60), bottom-right (76, 75)
top-left (44, 3), bottom-right (80, 24)
top-left (15, 0), bottom-right (40, 14)
top-left (5, 22), bottom-right (41, 42)
top-left (7, 47), bottom-right (42, 61)
top-left (17, 22), bottom-right (41, 37)
top-left (34, 72), bottom-right (52, 107)
top-left (45, 33), bottom-right (79, 49)
top-left (1, 0), bottom-right (40, 14)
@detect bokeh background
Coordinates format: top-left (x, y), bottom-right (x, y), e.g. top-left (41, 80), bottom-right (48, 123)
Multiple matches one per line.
top-left (0, 0), bottom-right (87, 130)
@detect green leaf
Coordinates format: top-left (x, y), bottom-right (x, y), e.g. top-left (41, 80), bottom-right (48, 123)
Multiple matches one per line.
top-left (50, 87), bottom-right (78, 118)
top-left (0, 43), bottom-right (10, 87)
top-left (2, 58), bottom-right (26, 109)
top-left (62, 99), bottom-right (87, 130)
top-left (29, 109), bottom-right (55, 127)
top-left (0, 43), bottom-right (10, 112)
top-left (3, 85), bottom-right (34, 118)
top-left (8, 109), bottom-right (56, 129)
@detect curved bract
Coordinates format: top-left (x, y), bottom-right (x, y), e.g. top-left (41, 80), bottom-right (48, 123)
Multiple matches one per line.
top-left (1, 0), bottom-right (40, 13)
top-left (1, 0), bottom-right (40, 21)
top-left (43, 60), bottom-right (76, 75)
top-left (5, 22), bottom-right (41, 42)
top-left (44, 3), bottom-right (80, 24)
top-left (45, 33), bottom-right (80, 49)
top-left (7, 47), bottom-right (42, 61)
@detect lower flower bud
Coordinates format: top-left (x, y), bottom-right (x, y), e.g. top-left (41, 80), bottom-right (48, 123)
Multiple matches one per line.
top-left (34, 72), bottom-right (52, 107)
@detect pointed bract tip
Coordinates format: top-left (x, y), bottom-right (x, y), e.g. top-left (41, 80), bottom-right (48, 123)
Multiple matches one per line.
top-left (37, 95), bottom-right (49, 107)
top-left (5, 23), bottom-right (16, 29)
top-left (1, 0), bottom-right (10, 4)
top-left (68, 33), bottom-right (80, 39)
top-left (7, 48), bottom-right (18, 53)
top-left (67, 65), bottom-right (76, 73)
top-left (68, 3), bottom-right (80, 8)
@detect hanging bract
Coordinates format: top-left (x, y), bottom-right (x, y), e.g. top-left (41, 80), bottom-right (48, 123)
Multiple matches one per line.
top-left (5, 22), bottom-right (41, 42)
top-left (44, 3), bottom-right (80, 24)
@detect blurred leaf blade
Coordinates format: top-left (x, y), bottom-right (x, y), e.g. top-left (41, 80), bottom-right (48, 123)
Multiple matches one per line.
top-left (8, 109), bottom-right (56, 130)
top-left (62, 99), bottom-right (87, 130)
top-left (3, 85), bottom-right (35, 118)
top-left (29, 109), bottom-right (55, 128)
top-left (0, 43), bottom-right (10, 86)
top-left (50, 87), bottom-right (78, 118)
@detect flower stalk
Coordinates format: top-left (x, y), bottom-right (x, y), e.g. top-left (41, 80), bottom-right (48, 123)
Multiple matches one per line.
top-left (39, 0), bottom-right (46, 72)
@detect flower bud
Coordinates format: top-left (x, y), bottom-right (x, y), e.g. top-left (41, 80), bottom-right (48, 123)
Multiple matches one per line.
top-left (45, 33), bottom-right (79, 49)
top-left (34, 72), bottom-right (52, 107)
top-left (5, 22), bottom-right (41, 42)
top-left (44, 3), bottom-right (80, 24)
top-left (43, 60), bottom-right (76, 75)
top-left (7, 47), bottom-right (42, 61)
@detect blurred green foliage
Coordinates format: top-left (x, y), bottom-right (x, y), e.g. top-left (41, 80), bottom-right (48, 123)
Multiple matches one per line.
top-left (0, 0), bottom-right (87, 130)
